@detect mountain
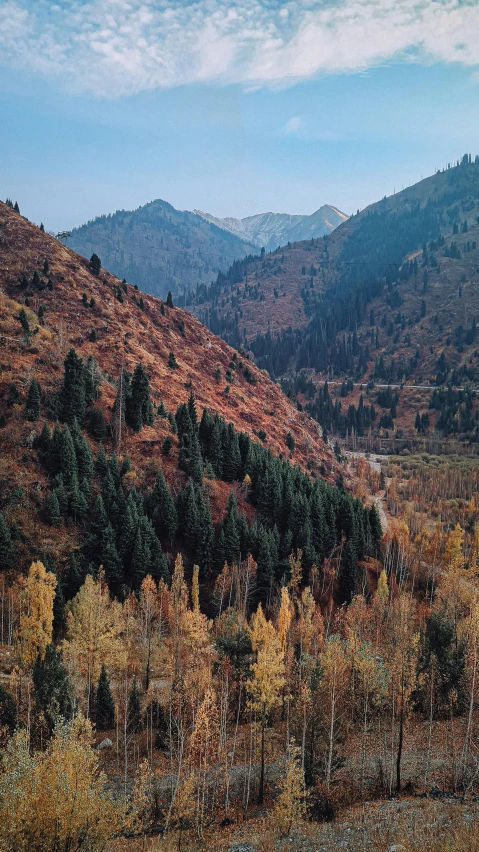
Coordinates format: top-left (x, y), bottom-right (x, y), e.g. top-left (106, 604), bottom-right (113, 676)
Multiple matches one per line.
top-left (194, 205), bottom-right (348, 252)
top-left (0, 200), bottom-right (356, 589)
top-left (189, 155), bottom-right (479, 448)
top-left (67, 199), bottom-right (257, 301)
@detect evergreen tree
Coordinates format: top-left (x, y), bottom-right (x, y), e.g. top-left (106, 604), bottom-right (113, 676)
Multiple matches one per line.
top-left (95, 664), bottom-right (115, 730)
top-left (60, 349), bottom-right (86, 425)
top-left (71, 419), bottom-right (93, 482)
top-left (25, 378), bottom-right (41, 421)
top-left (0, 684), bottom-right (16, 732)
top-left (162, 435), bottom-right (172, 456)
top-left (166, 291), bottom-right (174, 308)
top-left (126, 364), bottom-right (153, 432)
top-left (337, 539), bottom-right (357, 606)
top-left (59, 425), bottom-right (79, 494)
top-left (148, 471), bottom-right (177, 546)
top-left (48, 421), bottom-right (63, 477)
top-left (44, 491), bottom-right (61, 526)
top-left (89, 253), bottom-right (101, 275)
top-left (32, 644), bottom-right (73, 734)
top-left (95, 443), bottom-right (108, 477)
top-left (89, 407), bottom-right (106, 440)
top-left (0, 513), bottom-right (14, 569)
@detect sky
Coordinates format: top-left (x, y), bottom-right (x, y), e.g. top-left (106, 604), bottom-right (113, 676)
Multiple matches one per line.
top-left (1, 1), bottom-right (479, 232)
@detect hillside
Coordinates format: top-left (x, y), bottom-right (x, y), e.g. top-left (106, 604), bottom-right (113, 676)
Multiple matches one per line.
top-left (194, 204), bottom-right (348, 252)
top-left (0, 200), bottom-right (373, 601)
top-left (190, 155), bottom-right (479, 447)
top-left (67, 198), bottom-right (257, 301)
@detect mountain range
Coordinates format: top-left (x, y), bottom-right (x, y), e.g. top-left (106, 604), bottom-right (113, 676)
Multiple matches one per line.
top-left (193, 205), bottom-right (348, 253)
top-left (67, 199), bottom-right (346, 302)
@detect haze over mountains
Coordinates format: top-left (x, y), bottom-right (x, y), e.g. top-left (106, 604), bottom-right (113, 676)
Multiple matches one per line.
top-left (67, 198), bottom-right (346, 302)
top-left (193, 205), bottom-right (348, 253)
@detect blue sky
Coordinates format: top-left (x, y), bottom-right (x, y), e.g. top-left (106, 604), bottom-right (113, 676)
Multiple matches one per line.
top-left (1, 0), bottom-right (479, 232)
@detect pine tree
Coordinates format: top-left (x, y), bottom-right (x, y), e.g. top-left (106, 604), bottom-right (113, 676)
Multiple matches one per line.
top-left (89, 253), bottom-right (101, 275)
top-left (166, 291), bottom-right (174, 308)
top-left (95, 664), bottom-right (115, 730)
top-left (126, 364), bottom-right (153, 432)
top-left (60, 349), bottom-right (86, 425)
top-left (89, 407), bottom-right (106, 441)
top-left (32, 644), bottom-right (73, 734)
top-left (71, 418), bottom-right (93, 482)
top-left (162, 435), bottom-right (172, 456)
top-left (25, 378), bottom-right (41, 421)
top-left (148, 471), bottom-right (177, 546)
top-left (60, 425), bottom-right (79, 494)
top-left (48, 421), bottom-right (62, 477)
top-left (95, 443), bottom-right (108, 477)
top-left (44, 491), bottom-right (61, 526)
top-left (0, 513), bottom-right (14, 569)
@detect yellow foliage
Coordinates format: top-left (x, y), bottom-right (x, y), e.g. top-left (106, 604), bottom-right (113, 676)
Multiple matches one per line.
top-left (277, 586), bottom-right (292, 652)
top-left (15, 561), bottom-right (56, 670)
top-left (247, 605), bottom-right (285, 716)
top-left (0, 715), bottom-right (127, 852)
top-left (272, 741), bottom-right (307, 836)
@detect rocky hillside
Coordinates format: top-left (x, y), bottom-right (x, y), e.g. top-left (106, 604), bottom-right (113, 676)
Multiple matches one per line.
top-left (67, 199), bottom-right (257, 301)
top-left (0, 201), bottom-right (353, 590)
top-left (194, 205), bottom-right (348, 253)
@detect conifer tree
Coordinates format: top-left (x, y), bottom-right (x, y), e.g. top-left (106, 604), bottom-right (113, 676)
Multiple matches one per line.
top-left (0, 513), bottom-right (14, 569)
top-left (89, 253), bottom-right (101, 275)
top-left (32, 644), bottom-right (73, 734)
top-left (44, 491), bottom-right (61, 526)
top-left (25, 378), bottom-right (41, 421)
top-left (95, 664), bottom-right (115, 730)
top-left (166, 291), bottom-right (174, 308)
top-left (148, 471), bottom-right (177, 547)
top-left (95, 443), bottom-right (108, 477)
top-left (126, 364), bottom-right (153, 432)
top-left (71, 418), bottom-right (94, 482)
top-left (60, 349), bottom-right (86, 425)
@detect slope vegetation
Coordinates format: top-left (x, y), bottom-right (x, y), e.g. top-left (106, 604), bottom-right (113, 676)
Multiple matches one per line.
top-left (67, 199), bottom-right (257, 301)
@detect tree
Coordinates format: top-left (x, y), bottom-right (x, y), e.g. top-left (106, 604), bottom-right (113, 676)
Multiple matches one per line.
top-left (126, 364), bottom-right (153, 432)
top-left (247, 604), bottom-right (285, 804)
top-left (0, 715), bottom-right (128, 852)
top-left (168, 351), bottom-right (178, 369)
top-left (0, 683), bottom-right (16, 733)
top-left (16, 561), bottom-right (57, 670)
top-left (60, 349), bottom-right (86, 425)
top-left (25, 378), bottom-right (41, 421)
top-left (89, 253), bottom-right (101, 275)
top-left (63, 572), bottom-right (123, 716)
top-left (166, 291), bottom-right (174, 308)
top-left (272, 741), bottom-right (307, 836)
top-left (32, 644), bottom-right (74, 734)
top-left (95, 664), bottom-right (116, 730)
top-left (127, 677), bottom-right (142, 734)
top-left (0, 512), bottom-right (15, 569)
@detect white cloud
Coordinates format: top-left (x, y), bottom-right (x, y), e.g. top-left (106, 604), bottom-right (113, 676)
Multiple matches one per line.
top-left (284, 115), bottom-right (302, 134)
top-left (0, 0), bottom-right (478, 98)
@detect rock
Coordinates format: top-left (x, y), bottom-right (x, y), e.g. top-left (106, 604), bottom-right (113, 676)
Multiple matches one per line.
top-left (96, 738), bottom-right (113, 750)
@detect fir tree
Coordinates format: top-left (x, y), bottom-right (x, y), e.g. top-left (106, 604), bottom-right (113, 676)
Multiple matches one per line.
top-left (32, 644), bottom-right (73, 734)
top-left (60, 349), bottom-right (86, 425)
top-left (162, 435), bottom-right (172, 456)
top-left (25, 378), bottom-right (41, 421)
top-left (89, 407), bottom-right (107, 441)
top-left (71, 419), bottom-right (93, 482)
top-left (95, 444), bottom-right (108, 478)
top-left (148, 471), bottom-right (177, 546)
top-left (95, 664), bottom-right (115, 730)
top-left (44, 491), bottom-right (61, 526)
top-left (0, 513), bottom-right (14, 569)
top-left (126, 364), bottom-right (153, 432)
top-left (89, 253), bottom-right (101, 275)
top-left (166, 291), bottom-right (174, 308)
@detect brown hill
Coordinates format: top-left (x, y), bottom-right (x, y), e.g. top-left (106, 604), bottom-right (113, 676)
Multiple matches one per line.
top-left (0, 201), bottom-right (341, 571)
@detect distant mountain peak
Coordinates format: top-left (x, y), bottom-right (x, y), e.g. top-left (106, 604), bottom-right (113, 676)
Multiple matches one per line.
top-left (193, 205), bottom-right (348, 252)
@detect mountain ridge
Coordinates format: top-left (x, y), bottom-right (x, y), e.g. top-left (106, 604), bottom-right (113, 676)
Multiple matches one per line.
top-left (193, 204), bottom-right (348, 252)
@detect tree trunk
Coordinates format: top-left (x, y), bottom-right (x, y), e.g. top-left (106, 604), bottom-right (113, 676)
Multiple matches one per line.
top-left (396, 697), bottom-right (404, 793)
top-left (258, 714), bottom-right (265, 804)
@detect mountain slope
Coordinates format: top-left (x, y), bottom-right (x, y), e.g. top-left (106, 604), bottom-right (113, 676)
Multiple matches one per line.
top-left (0, 201), bottom-right (350, 583)
top-left (67, 199), bottom-right (257, 301)
top-left (188, 155), bottom-right (479, 447)
top-left (194, 205), bottom-right (348, 252)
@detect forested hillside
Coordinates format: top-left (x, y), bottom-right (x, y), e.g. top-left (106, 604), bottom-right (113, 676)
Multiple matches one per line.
top-left (68, 198), bottom-right (257, 301)
top-left (190, 156), bottom-right (479, 449)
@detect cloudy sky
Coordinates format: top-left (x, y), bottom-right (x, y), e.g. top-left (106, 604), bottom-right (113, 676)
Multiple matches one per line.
top-left (1, 0), bottom-right (479, 230)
